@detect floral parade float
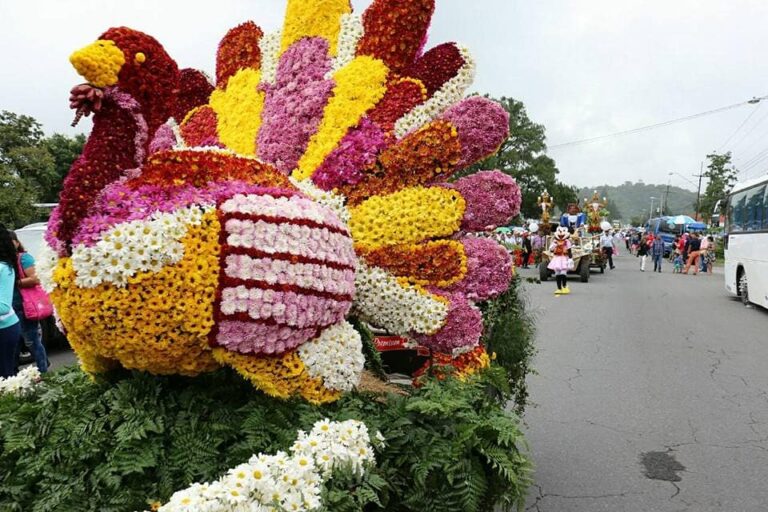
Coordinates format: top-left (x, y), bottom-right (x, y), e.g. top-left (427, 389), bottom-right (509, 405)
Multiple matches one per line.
top-left (0, 1), bottom-right (534, 510)
top-left (40, 0), bottom-right (520, 404)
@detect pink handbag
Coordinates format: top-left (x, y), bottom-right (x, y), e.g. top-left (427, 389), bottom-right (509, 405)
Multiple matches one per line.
top-left (16, 254), bottom-right (53, 321)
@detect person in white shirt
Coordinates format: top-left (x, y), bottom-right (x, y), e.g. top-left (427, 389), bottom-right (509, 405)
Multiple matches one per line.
top-left (600, 230), bottom-right (617, 269)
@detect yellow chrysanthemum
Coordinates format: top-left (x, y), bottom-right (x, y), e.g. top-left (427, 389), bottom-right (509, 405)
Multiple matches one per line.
top-left (212, 348), bottom-right (342, 404)
top-left (293, 56), bottom-right (389, 180)
top-left (49, 212), bottom-right (221, 376)
top-left (350, 187), bottom-right (466, 248)
top-left (280, 0), bottom-right (351, 56)
top-left (210, 68), bottom-right (265, 156)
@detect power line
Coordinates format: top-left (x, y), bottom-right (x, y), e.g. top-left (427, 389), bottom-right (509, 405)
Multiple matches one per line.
top-left (739, 145), bottom-right (768, 170)
top-left (729, 108), bottom-right (768, 153)
top-left (548, 94), bottom-right (768, 150)
top-left (717, 103), bottom-right (761, 152)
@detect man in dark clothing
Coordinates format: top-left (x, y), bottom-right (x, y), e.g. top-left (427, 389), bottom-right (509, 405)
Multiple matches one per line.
top-left (683, 233), bottom-right (702, 274)
top-left (521, 232), bottom-right (532, 268)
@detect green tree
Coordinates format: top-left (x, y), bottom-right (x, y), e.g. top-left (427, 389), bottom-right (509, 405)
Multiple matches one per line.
top-left (459, 96), bottom-right (577, 218)
top-left (700, 152), bottom-right (738, 222)
top-left (41, 133), bottom-right (86, 202)
top-left (0, 110), bottom-right (85, 227)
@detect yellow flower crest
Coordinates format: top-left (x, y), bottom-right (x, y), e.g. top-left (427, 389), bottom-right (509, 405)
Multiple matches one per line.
top-left (49, 212), bottom-right (221, 376)
top-left (210, 68), bottom-right (265, 156)
top-left (280, 0), bottom-right (351, 56)
top-left (350, 187), bottom-right (466, 248)
top-left (69, 39), bottom-right (126, 88)
top-left (293, 56), bottom-right (389, 180)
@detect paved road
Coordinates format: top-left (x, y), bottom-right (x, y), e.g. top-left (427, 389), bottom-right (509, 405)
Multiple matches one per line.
top-left (518, 253), bottom-right (768, 511)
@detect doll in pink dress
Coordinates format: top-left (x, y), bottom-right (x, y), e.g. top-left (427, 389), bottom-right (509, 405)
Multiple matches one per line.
top-left (548, 226), bottom-right (572, 295)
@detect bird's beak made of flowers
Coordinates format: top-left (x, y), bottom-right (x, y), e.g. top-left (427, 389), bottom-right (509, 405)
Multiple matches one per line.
top-left (69, 39), bottom-right (125, 88)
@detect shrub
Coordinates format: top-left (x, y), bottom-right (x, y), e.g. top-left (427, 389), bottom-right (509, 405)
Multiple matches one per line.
top-left (0, 366), bottom-right (531, 511)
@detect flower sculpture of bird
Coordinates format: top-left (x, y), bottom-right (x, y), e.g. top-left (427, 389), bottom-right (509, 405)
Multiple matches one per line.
top-left (41, 0), bottom-right (522, 403)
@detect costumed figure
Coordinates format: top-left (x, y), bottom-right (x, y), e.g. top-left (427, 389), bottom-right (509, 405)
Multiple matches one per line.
top-left (560, 202), bottom-right (586, 234)
top-left (537, 190), bottom-right (554, 235)
top-left (585, 191), bottom-right (607, 233)
top-left (547, 226), bottom-right (572, 295)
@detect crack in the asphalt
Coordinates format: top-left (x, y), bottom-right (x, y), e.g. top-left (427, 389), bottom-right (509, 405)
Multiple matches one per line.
top-left (526, 483), bottom-right (640, 510)
top-left (586, 420), bottom-right (643, 440)
top-left (669, 482), bottom-right (681, 499)
top-left (525, 484), bottom-right (545, 512)
top-left (564, 368), bottom-right (582, 392)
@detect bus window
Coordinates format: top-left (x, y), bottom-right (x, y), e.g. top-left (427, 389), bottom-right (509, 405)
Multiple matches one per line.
top-left (764, 186), bottom-right (768, 230)
top-left (745, 185), bottom-right (765, 231)
top-left (729, 190), bottom-right (747, 232)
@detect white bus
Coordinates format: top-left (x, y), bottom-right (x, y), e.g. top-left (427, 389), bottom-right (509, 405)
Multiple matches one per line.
top-left (724, 174), bottom-right (768, 309)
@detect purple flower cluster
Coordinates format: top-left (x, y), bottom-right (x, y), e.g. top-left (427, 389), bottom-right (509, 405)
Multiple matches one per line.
top-left (257, 38), bottom-right (334, 173)
top-left (416, 290), bottom-right (483, 352)
top-left (149, 123), bottom-right (176, 154)
top-left (311, 118), bottom-right (387, 190)
top-left (447, 237), bottom-right (513, 301)
top-left (440, 97), bottom-right (509, 170)
top-left (72, 181), bottom-right (296, 247)
top-left (443, 170), bottom-right (522, 231)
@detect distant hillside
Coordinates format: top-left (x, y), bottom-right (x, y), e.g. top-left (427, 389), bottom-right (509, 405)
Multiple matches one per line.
top-left (577, 182), bottom-right (697, 224)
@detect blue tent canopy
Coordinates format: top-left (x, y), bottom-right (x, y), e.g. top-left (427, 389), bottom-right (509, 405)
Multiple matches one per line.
top-left (687, 222), bottom-right (707, 231)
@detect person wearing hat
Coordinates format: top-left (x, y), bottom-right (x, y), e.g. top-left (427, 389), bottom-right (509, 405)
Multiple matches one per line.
top-left (599, 225), bottom-right (616, 270)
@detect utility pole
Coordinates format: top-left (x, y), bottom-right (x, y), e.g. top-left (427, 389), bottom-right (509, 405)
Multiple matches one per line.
top-left (649, 196), bottom-right (657, 223)
top-left (664, 172), bottom-right (672, 215)
top-left (694, 161), bottom-right (704, 221)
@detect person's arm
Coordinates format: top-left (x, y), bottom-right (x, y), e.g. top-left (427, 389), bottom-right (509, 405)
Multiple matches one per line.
top-left (17, 265), bottom-right (40, 288)
top-left (0, 270), bottom-right (13, 317)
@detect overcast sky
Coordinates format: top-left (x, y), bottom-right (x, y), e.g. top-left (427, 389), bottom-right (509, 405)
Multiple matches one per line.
top-left (2, 0), bottom-right (768, 191)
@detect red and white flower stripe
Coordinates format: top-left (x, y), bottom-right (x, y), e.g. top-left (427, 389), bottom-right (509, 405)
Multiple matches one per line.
top-left (211, 192), bottom-right (357, 356)
top-left (223, 253), bottom-right (355, 296)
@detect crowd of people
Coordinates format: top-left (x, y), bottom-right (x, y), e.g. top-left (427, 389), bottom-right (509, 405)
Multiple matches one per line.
top-left (624, 231), bottom-right (715, 274)
top-left (0, 225), bottom-right (49, 379)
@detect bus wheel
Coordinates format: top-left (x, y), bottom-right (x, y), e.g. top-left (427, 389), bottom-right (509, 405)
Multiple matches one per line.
top-left (739, 272), bottom-right (750, 306)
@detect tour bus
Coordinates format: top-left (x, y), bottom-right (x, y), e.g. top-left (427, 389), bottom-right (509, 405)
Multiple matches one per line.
top-left (724, 174), bottom-right (768, 309)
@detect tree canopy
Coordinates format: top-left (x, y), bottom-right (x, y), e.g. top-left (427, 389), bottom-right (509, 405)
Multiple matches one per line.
top-left (0, 111), bottom-right (84, 227)
top-left (459, 96), bottom-right (577, 219)
top-left (700, 151), bottom-right (738, 222)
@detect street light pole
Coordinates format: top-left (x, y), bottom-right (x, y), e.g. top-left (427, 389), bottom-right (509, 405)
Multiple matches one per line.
top-left (664, 172), bottom-right (672, 215)
top-left (694, 161), bottom-right (704, 221)
top-left (649, 196), bottom-right (657, 223)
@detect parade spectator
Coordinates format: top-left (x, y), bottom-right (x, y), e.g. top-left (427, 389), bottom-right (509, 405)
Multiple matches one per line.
top-left (10, 231), bottom-right (48, 373)
top-left (600, 229), bottom-right (616, 270)
top-left (637, 234), bottom-right (650, 272)
top-left (651, 234), bottom-right (665, 272)
top-left (702, 235), bottom-right (715, 275)
top-left (0, 225), bottom-right (21, 379)
top-left (680, 233), bottom-right (690, 261)
top-left (683, 233), bottom-right (702, 275)
top-left (698, 235), bottom-right (710, 273)
top-left (521, 232), bottom-right (532, 269)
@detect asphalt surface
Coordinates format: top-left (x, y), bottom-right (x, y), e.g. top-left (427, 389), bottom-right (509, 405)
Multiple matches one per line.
top-left (518, 252), bottom-right (768, 511)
